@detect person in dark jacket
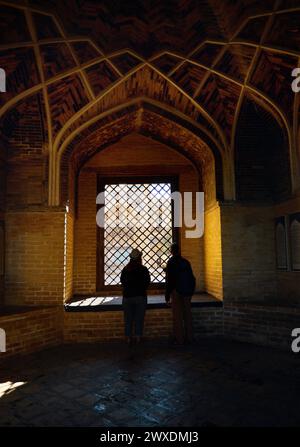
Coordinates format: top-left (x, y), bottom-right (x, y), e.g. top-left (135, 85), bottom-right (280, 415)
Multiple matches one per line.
top-left (120, 248), bottom-right (150, 344)
top-left (165, 243), bottom-right (196, 345)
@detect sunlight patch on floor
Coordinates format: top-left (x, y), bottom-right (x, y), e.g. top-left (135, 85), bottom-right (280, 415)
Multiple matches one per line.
top-left (0, 381), bottom-right (26, 398)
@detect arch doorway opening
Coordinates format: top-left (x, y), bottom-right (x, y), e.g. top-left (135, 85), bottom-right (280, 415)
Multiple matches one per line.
top-left (66, 133), bottom-right (223, 310)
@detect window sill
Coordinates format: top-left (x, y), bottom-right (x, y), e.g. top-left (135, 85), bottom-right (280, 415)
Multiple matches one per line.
top-left (64, 293), bottom-right (223, 312)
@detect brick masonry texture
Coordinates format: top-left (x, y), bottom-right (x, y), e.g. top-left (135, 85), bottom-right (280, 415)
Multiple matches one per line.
top-left (1, 302), bottom-right (299, 360)
top-left (64, 303), bottom-right (299, 350)
top-left (62, 109), bottom-right (222, 209)
top-left (5, 211), bottom-right (66, 306)
top-left (224, 302), bottom-right (300, 350)
top-left (0, 2), bottom-right (300, 367)
top-left (73, 172), bottom-right (97, 294)
top-left (0, 306), bottom-right (223, 359)
top-left (1, 195), bottom-right (299, 357)
top-left (204, 204), bottom-right (223, 299)
top-left (274, 196), bottom-right (300, 301)
top-left (220, 203), bottom-right (277, 301)
top-left (1, 190), bottom-right (299, 357)
top-left (65, 213), bottom-right (74, 302)
top-left (0, 307), bottom-right (63, 359)
top-left (73, 134), bottom-right (205, 294)
top-left (64, 307), bottom-right (223, 343)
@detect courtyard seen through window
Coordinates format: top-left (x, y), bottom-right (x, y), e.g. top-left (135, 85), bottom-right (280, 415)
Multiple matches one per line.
top-left (103, 181), bottom-right (174, 287)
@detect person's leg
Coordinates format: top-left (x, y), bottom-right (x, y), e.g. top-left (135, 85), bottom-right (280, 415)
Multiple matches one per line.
top-left (171, 291), bottom-right (184, 345)
top-left (182, 295), bottom-right (193, 343)
top-left (134, 296), bottom-right (147, 341)
top-left (123, 297), bottom-right (134, 341)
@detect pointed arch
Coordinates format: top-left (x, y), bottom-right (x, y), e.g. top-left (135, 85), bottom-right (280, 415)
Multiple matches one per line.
top-left (57, 101), bottom-right (228, 210)
top-left (235, 94), bottom-right (292, 202)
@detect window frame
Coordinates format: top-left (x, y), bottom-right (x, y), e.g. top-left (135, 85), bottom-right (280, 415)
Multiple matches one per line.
top-left (96, 174), bottom-right (179, 292)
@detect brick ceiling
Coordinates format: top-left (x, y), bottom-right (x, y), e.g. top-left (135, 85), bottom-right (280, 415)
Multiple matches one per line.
top-left (28, 0), bottom-right (276, 57)
top-left (0, 0), bottom-right (299, 159)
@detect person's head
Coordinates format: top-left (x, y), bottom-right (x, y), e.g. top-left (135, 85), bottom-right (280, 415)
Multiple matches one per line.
top-left (129, 248), bottom-right (142, 264)
top-left (170, 242), bottom-right (180, 256)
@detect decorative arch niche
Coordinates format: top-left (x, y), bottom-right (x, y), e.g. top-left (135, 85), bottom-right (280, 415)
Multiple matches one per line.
top-left (235, 96), bottom-right (292, 203)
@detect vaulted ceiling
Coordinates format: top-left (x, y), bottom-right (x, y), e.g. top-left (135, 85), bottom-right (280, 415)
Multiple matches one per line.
top-left (27, 0), bottom-right (278, 57)
top-left (0, 0), bottom-right (299, 204)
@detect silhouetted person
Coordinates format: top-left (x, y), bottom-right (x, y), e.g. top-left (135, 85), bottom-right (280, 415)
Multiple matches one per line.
top-left (121, 249), bottom-right (150, 344)
top-left (165, 243), bottom-right (196, 345)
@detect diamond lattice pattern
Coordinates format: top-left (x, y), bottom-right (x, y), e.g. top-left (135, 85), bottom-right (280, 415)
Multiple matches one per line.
top-left (104, 182), bottom-right (173, 286)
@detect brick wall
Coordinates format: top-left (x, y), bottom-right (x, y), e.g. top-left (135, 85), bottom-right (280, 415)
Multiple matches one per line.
top-left (64, 307), bottom-right (224, 343)
top-left (224, 302), bottom-right (300, 350)
top-left (5, 210), bottom-right (65, 306)
top-left (179, 167), bottom-right (204, 291)
top-left (277, 271), bottom-right (300, 301)
top-left (1, 103), bottom-right (48, 305)
top-left (64, 212), bottom-right (74, 301)
top-left (0, 302), bottom-right (298, 359)
top-left (274, 195), bottom-right (300, 302)
top-left (73, 172), bottom-right (97, 294)
top-left (220, 203), bottom-right (277, 301)
top-left (0, 153), bottom-right (6, 212)
top-left (84, 133), bottom-right (195, 169)
top-left (6, 159), bottom-right (46, 209)
top-left (204, 203), bottom-right (223, 299)
top-left (0, 223), bottom-right (4, 306)
top-left (0, 307), bottom-right (63, 360)
top-left (73, 134), bottom-right (203, 294)
top-left (4, 93), bottom-right (48, 210)
top-left (0, 151), bottom-right (6, 306)
top-left (202, 149), bottom-right (217, 207)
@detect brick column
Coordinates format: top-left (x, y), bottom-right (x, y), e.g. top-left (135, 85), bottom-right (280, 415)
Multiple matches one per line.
top-left (5, 209), bottom-right (66, 306)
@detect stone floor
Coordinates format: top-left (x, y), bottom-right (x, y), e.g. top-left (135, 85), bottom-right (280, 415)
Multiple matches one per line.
top-left (0, 338), bottom-right (300, 427)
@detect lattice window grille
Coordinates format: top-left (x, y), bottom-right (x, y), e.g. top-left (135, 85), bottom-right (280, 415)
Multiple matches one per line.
top-left (104, 182), bottom-right (173, 286)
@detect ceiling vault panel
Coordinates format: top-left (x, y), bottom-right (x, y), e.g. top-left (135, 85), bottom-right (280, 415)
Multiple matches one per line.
top-left (0, 0), bottom-right (299, 204)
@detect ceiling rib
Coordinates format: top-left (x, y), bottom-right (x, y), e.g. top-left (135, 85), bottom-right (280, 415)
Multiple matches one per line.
top-left (0, 0), bottom-right (298, 202)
